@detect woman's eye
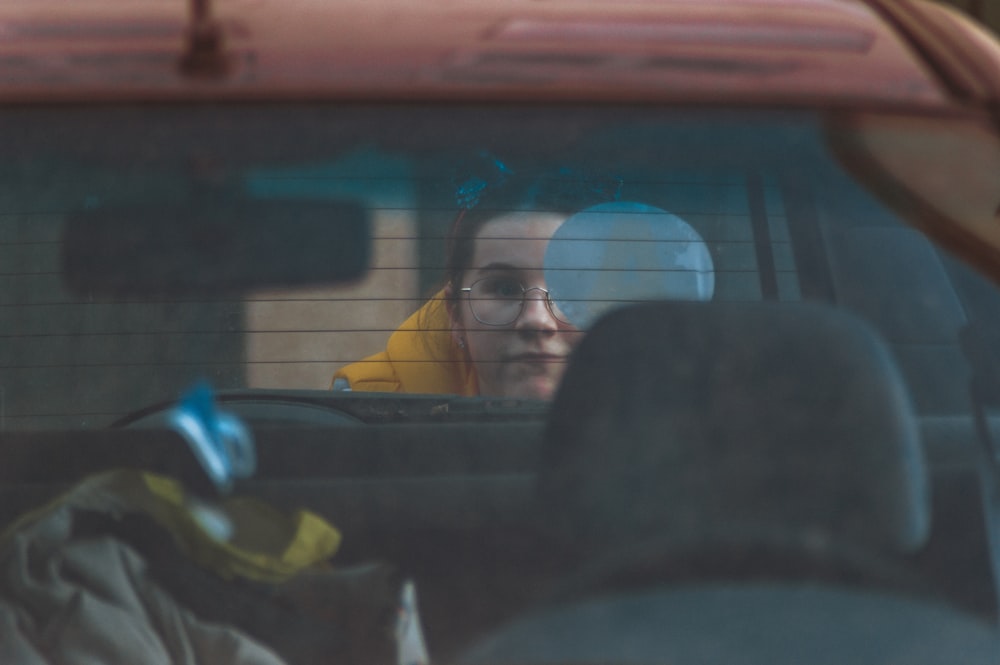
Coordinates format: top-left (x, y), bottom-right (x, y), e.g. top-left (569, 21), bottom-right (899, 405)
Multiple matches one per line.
top-left (484, 279), bottom-right (522, 298)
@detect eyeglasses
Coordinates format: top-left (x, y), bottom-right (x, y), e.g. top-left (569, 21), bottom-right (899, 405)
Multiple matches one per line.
top-left (459, 277), bottom-right (573, 326)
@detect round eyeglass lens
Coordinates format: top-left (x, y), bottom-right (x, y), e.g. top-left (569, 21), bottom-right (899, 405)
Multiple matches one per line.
top-left (467, 278), bottom-right (573, 326)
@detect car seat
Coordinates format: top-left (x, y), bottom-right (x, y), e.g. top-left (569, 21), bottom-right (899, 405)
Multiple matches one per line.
top-left (462, 301), bottom-right (999, 664)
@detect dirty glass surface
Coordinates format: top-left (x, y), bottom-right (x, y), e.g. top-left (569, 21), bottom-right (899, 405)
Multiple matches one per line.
top-left (2, 104), bottom-right (1000, 662)
top-left (3, 105), bottom-right (996, 427)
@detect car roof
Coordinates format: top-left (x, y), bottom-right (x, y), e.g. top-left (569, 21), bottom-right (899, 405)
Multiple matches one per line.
top-left (0, 0), bottom-right (989, 108)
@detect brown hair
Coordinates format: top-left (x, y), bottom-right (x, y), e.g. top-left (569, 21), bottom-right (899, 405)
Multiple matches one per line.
top-left (443, 173), bottom-right (617, 305)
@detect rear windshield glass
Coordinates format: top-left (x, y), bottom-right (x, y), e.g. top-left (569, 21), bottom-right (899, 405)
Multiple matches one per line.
top-left (2, 105), bottom-right (997, 429)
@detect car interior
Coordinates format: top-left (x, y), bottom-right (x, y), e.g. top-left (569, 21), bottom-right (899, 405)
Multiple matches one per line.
top-left (2, 103), bottom-right (1000, 663)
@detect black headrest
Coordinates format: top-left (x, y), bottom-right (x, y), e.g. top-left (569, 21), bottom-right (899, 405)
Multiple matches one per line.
top-left (540, 301), bottom-right (929, 557)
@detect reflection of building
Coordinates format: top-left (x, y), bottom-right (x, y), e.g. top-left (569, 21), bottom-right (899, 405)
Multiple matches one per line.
top-left (243, 155), bottom-right (418, 391)
top-left (245, 209), bottom-right (418, 390)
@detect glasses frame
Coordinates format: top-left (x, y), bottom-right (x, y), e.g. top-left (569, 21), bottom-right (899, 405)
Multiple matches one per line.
top-left (459, 278), bottom-right (573, 327)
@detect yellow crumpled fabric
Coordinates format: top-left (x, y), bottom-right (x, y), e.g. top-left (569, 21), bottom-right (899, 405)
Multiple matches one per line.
top-left (3, 469), bottom-right (342, 584)
top-left (140, 472), bottom-right (342, 583)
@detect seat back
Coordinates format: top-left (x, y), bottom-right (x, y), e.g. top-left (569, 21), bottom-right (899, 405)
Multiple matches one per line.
top-left (540, 301), bottom-right (930, 560)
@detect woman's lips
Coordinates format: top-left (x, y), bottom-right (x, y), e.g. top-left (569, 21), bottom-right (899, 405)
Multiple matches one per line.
top-left (507, 352), bottom-right (565, 363)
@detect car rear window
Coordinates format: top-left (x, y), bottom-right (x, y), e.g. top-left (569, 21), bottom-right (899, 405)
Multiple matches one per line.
top-left (1, 104), bottom-right (996, 428)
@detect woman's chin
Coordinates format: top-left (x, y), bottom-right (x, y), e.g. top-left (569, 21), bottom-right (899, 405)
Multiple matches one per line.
top-left (503, 375), bottom-right (559, 400)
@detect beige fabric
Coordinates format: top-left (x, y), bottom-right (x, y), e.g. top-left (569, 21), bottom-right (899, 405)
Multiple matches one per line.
top-left (0, 475), bottom-right (288, 665)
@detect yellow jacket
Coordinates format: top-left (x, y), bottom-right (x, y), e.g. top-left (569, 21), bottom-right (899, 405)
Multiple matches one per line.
top-left (331, 290), bottom-right (479, 395)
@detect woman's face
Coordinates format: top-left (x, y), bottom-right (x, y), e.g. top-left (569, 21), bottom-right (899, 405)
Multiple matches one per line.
top-left (451, 212), bottom-right (583, 399)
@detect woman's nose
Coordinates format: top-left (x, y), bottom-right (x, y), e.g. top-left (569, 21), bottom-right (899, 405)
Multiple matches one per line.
top-left (516, 288), bottom-right (559, 331)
